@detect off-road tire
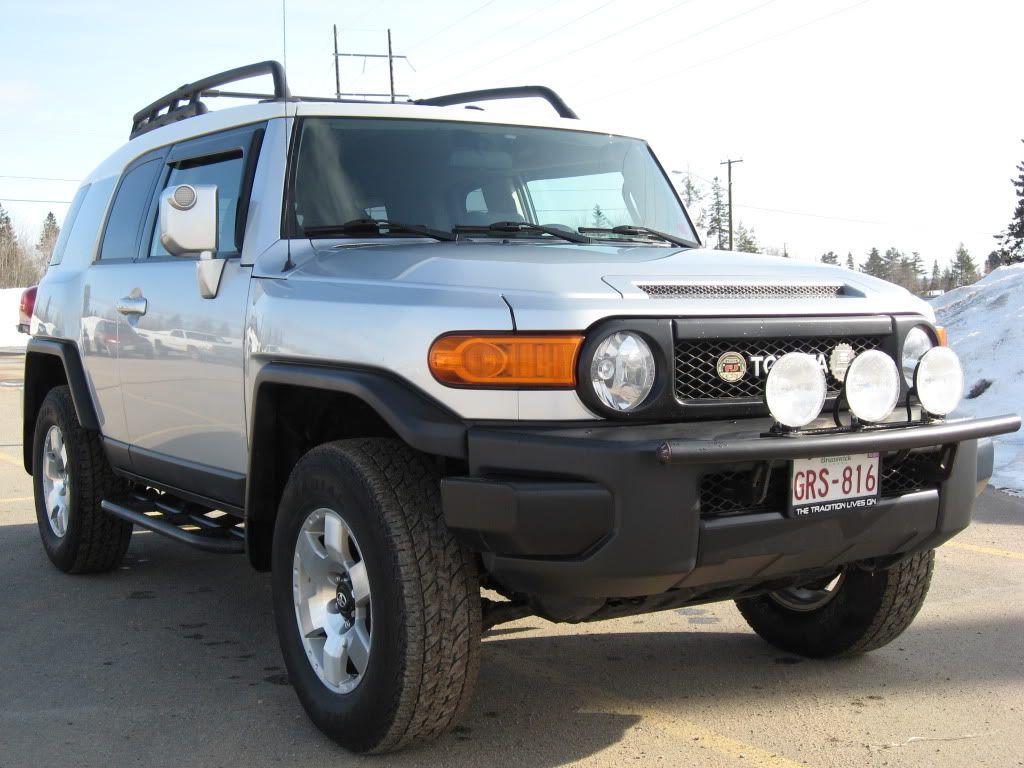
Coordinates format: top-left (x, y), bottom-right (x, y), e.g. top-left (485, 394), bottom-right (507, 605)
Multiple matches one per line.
top-left (271, 438), bottom-right (481, 754)
top-left (735, 551), bottom-right (935, 658)
top-left (33, 385), bottom-right (133, 573)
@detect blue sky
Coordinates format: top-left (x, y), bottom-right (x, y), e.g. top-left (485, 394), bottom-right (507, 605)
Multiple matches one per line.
top-left (2, 0), bottom-right (1022, 268)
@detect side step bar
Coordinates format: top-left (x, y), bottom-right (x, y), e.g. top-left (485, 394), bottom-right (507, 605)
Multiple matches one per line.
top-left (101, 490), bottom-right (245, 554)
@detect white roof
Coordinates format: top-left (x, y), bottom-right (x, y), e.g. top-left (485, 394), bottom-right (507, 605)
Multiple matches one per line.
top-left (85, 98), bottom-right (634, 184)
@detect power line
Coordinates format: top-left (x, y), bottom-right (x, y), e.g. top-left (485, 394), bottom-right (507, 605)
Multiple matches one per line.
top-left (581, 0), bottom-right (873, 105)
top-left (0, 197), bottom-right (72, 204)
top-left (567, 0), bottom-right (779, 93)
top-left (0, 175), bottom-right (81, 183)
top-left (404, 0), bottom-right (504, 53)
top-left (415, 0), bottom-right (577, 72)
top-left (513, 0), bottom-right (701, 79)
top-left (430, 0), bottom-right (620, 91)
top-left (734, 203), bottom-right (1001, 236)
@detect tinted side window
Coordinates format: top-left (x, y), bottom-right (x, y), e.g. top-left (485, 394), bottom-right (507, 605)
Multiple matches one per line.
top-left (49, 184), bottom-right (90, 266)
top-left (150, 153), bottom-right (244, 258)
top-left (99, 159), bottom-right (162, 261)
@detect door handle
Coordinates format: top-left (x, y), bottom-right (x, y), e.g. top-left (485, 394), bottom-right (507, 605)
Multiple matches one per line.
top-left (116, 296), bottom-right (148, 316)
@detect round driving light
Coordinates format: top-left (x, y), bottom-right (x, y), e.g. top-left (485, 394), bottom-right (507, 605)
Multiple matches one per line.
top-left (765, 352), bottom-right (827, 428)
top-left (590, 331), bottom-right (656, 411)
top-left (915, 346), bottom-right (964, 416)
top-left (844, 350), bottom-right (901, 423)
top-left (901, 326), bottom-right (934, 385)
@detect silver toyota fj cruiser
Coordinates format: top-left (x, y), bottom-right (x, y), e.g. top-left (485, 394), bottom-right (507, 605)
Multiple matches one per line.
top-left (21, 61), bottom-right (1020, 753)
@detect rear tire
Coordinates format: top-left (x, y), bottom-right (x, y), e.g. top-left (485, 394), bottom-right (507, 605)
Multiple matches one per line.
top-left (32, 385), bottom-right (133, 573)
top-left (735, 551), bottom-right (934, 658)
top-left (271, 438), bottom-right (481, 753)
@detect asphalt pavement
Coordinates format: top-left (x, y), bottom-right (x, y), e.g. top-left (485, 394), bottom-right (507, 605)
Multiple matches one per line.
top-left (0, 357), bottom-right (1021, 768)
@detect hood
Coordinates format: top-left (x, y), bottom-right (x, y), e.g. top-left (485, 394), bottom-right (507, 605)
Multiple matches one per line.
top-left (280, 239), bottom-right (933, 329)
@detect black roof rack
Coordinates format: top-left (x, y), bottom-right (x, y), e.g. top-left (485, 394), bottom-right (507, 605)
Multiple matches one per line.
top-left (129, 62), bottom-right (580, 140)
top-left (413, 86), bottom-right (579, 120)
top-left (130, 61), bottom-right (290, 139)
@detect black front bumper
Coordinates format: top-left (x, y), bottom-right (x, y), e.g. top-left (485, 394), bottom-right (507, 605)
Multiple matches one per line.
top-left (442, 414), bottom-right (1020, 599)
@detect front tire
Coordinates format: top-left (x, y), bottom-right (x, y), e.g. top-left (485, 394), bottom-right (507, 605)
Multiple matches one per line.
top-left (271, 438), bottom-right (481, 754)
top-left (32, 385), bottom-right (133, 573)
top-left (735, 551), bottom-right (934, 658)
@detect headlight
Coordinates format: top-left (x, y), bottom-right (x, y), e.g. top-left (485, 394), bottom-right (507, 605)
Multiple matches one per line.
top-left (901, 326), bottom-right (934, 385)
top-left (915, 346), bottom-right (964, 416)
top-left (590, 331), bottom-right (656, 411)
top-left (845, 350), bottom-right (901, 423)
top-left (764, 352), bottom-right (827, 428)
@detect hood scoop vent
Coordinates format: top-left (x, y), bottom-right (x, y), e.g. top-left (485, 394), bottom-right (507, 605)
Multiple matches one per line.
top-left (636, 282), bottom-right (845, 300)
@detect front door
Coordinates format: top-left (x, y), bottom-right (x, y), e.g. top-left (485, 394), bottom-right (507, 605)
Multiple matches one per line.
top-left (117, 124), bottom-right (265, 507)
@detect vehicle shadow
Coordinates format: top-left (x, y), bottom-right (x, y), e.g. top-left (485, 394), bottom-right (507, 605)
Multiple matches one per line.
top-left (1, 522), bottom-right (1020, 768)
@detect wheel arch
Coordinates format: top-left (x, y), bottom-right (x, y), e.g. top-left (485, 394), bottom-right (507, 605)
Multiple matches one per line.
top-left (244, 362), bottom-right (467, 570)
top-left (23, 338), bottom-right (100, 473)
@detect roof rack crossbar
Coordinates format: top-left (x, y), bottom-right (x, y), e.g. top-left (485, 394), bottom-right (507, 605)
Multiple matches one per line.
top-left (413, 86), bottom-right (579, 120)
top-left (130, 60), bottom-right (290, 139)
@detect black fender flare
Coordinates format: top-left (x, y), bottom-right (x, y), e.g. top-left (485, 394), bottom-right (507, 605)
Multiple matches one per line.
top-left (23, 338), bottom-right (100, 472)
top-left (244, 361), bottom-right (468, 569)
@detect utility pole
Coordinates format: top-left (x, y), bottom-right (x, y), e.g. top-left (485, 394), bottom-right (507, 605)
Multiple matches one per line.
top-left (332, 28), bottom-right (413, 101)
top-left (333, 24), bottom-right (341, 100)
top-left (720, 157), bottom-right (743, 250)
top-left (387, 29), bottom-right (395, 103)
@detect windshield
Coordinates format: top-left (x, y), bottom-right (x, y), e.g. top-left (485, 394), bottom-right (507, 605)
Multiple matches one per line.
top-left (288, 117), bottom-right (696, 244)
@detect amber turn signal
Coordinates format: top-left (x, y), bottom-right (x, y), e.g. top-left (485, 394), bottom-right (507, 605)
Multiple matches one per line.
top-left (934, 326), bottom-right (948, 347)
top-left (429, 334), bottom-right (584, 387)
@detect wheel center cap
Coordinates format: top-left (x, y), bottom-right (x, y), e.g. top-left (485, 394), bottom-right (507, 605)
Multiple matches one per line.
top-left (335, 577), bottom-right (355, 620)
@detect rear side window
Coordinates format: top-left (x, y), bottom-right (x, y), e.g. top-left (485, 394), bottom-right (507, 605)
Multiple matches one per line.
top-left (99, 158), bottom-right (162, 261)
top-left (150, 152), bottom-right (245, 258)
top-left (48, 184), bottom-right (90, 266)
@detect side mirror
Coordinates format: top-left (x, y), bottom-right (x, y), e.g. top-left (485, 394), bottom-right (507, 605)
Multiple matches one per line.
top-left (159, 184), bottom-right (225, 300)
top-left (159, 184), bottom-right (218, 255)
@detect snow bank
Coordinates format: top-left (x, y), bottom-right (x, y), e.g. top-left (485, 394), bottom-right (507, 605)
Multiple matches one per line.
top-left (932, 262), bottom-right (1024, 496)
top-left (0, 288), bottom-right (29, 350)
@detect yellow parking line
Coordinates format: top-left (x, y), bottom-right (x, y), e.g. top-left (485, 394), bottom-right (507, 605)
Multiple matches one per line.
top-left (945, 541), bottom-right (1024, 561)
top-left (489, 644), bottom-right (810, 768)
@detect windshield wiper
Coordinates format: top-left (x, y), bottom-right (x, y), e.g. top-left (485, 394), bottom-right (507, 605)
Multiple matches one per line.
top-left (579, 225), bottom-right (697, 249)
top-left (453, 220), bottom-right (592, 244)
top-left (304, 219), bottom-right (456, 242)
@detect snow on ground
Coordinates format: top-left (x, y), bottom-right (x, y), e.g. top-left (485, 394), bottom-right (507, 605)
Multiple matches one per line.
top-left (932, 262), bottom-right (1024, 496)
top-left (0, 288), bottom-right (30, 350)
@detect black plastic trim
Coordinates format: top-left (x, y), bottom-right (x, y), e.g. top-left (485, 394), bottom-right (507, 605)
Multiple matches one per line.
top-left (251, 362), bottom-right (468, 459)
top-left (413, 86), bottom-right (579, 119)
top-left (656, 414), bottom-right (1021, 465)
top-left (126, 444), bottom-right (246, 508)
top-left (23, 338), bottom-right (99, 471)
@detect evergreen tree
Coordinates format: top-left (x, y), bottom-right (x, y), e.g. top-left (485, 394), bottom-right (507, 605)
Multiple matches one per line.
top-left (942, 266), bottom-right (953, 292)
top-left (930, 259), bottom-right (941, 291)
top-left (820, 250), bottom-right (839, 265)
top-left (591, 204), bottom-right (611, 228)
top-left (845, 252), bottom-right (855, 270)
top-left (985, 251), bottom-right (1003, 273)
top-left (882, 247), bottom-right (902, 282)
top-left (734, 222), bottom-right (759, 253)
top-left (0, 203), bottom-right (15, 249)
top-left (860, 247), bottom-right (886, 279)
top-left (949, 243), bottom-right (979, 288)
top-left (705, 177), bottom-right (728, 250)
top-left (677, 174), bottom-right (705, 229)
top-left (995, 139), bottom-right (1024, 263)
top-left (36, 212), bottom-right (60, 262)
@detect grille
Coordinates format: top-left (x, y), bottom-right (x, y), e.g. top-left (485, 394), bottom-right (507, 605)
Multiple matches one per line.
top-left (699, 451), bottom-right (944, 519)
top-left (674, 336), bottom-right (883, 401)
top-left (639, 283), bottom-right (844, 300)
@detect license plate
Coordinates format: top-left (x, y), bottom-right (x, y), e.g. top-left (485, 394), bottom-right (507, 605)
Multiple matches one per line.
top-left (789, 453), bottom-right (880, 517)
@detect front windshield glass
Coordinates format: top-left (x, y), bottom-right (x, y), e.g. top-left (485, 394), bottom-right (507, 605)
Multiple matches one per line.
top-left (289, 117), bottom-right (696, 243)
